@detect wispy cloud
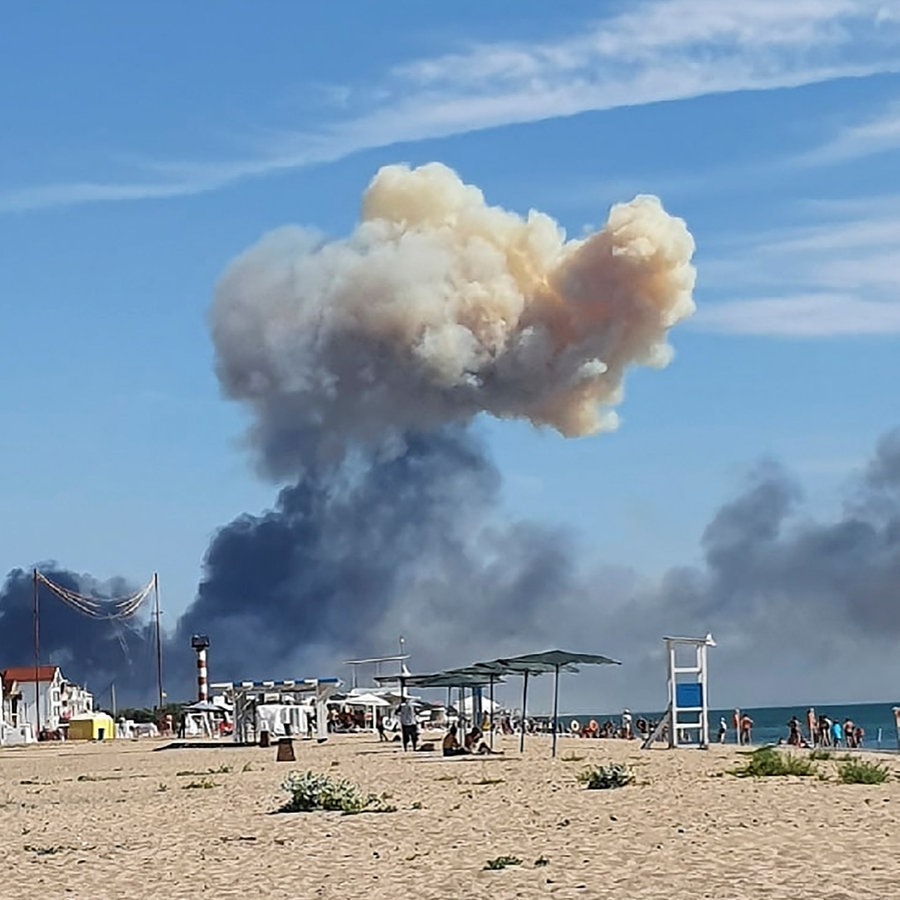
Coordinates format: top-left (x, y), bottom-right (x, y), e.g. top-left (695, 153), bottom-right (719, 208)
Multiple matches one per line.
top-left (3, 0), bottom-right (899, 213)
top-left (695, 206), bottom-right (900, 336)
top-left (799, 100), bottom-right (900, 165)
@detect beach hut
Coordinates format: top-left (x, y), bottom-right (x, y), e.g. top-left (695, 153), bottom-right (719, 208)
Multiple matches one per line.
top-left (67, 713), bottom-right (115, 741)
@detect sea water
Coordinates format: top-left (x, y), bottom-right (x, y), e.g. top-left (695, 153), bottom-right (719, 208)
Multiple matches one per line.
top-left (560, 702), bottom-right (900, 749)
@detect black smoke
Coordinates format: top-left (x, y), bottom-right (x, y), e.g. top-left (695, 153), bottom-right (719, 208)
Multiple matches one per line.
top-left (5, 428), bottom-right (900, 709)
top-left (171, 428), bottom-right (577, 686)
top-left (0, 566), bottom-right (157, 705)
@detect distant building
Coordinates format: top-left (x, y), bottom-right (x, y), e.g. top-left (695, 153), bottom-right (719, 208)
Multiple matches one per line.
top-left (1, 666), bottom-right (94, 737)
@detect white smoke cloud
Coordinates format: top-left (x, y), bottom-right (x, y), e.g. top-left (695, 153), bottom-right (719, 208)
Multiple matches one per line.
top-left (211, 162), bottom-right (696, 473)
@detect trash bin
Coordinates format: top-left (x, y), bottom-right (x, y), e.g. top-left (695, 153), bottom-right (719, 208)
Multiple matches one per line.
top-left (276, 738), bottom-right (295, 762)
top-left (97, 728), bottom-right (105, 742)
top-left (259, 729), bottom-right (270, 748)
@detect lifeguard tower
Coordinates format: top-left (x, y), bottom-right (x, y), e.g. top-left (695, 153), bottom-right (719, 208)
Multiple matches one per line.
top-left (643, 633), bottom-right (715, 749)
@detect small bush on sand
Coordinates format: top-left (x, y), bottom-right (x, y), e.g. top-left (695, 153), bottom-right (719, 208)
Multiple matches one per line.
top-left (837, 758), bottom-right (892, 785)
top-left (732, 747), bottom-right (816, 778)
top-left (577, 763), bottom-right (633, 790)
top-left (279, 771), bottom-right (395, 814)
top-left (484, 855), bottom-right (522, 870)
top-left (183, 778), bottom-right (217, 790)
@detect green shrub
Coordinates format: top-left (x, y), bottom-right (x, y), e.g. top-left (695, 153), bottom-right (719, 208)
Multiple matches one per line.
top-left (484, 856), bottom-right (522, 870)
top-left (577, 763), bottom-right (633, 790)
top-left (732, 747), bottom-right (817, 778)
top-left (837, 758), bottom-right (892, 785)
top-left (183, 778), bottom-right (217, 790)
top-left (279, 771), bottom-right (394, 814)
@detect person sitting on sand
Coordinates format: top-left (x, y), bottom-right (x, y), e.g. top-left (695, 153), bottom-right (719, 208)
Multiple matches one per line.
top-left (464, 727), bottom-right (497, 755)
top-left (442, 724), bottom-right (468, 757)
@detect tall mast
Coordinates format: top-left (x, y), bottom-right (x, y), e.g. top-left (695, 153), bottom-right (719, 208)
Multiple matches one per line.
top-left (153, 573), bottom-right (164, 710)
top-left (32, 569), bottom-right (41, 736)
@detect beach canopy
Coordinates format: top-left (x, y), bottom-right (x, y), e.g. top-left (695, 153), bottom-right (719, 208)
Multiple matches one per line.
top-left (373, 670), bottom-right (503, 689)
top-left (496, 650), bottom-right (620, 670)
top-left (183, 700), bottom-right (228, 712)
top-left (477, 649), bottom-right (622, 757)
top-left (343, 692), bottom-right (390, 707)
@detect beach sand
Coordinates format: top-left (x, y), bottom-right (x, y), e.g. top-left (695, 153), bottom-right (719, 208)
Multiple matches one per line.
top-left (2, 733), bottom-right (898, 899)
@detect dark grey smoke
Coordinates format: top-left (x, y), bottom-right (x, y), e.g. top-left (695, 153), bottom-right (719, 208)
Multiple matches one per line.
top-left (172, 428), bottom-right (578, 684)
top-left (0, 566), bottom-right (157, 705)
top-left (5, 428), bottom-right (900, 709)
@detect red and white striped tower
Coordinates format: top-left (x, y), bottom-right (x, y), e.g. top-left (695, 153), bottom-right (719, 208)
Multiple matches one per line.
top-left (191, 635), bottom-right (210, 702)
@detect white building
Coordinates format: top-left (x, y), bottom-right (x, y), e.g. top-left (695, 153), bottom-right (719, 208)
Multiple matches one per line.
top-left (1, 666), bottom-right (94, 738)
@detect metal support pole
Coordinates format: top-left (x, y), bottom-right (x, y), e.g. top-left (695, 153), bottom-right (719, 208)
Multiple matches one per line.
top-left (32, 569), bottom-right (41, 737)
top-left (551, 664), bottom-right (560, 758)
top-left (519, 671), bottom-right (529, 753)
top-left (488, 676), bottom-right (495, 750)
top-left (153, 574), bottom-right (164, 711)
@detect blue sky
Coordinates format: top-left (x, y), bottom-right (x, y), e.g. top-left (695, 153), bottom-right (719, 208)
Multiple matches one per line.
top-left (2, 2), bottom-right (899, 702)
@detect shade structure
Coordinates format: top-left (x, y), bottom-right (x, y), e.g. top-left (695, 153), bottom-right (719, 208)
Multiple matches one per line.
top-left (343, 692), bottom-right (390, 707)
top-left (483, 650), bottom-right (622, 757)
top-left (374, 669), bottom-right (506, 737)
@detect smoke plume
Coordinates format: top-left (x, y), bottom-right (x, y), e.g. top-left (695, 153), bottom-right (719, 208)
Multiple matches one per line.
top-left (0, 567), bottom-right (156, 703)
top-left (10, 162), bottom-right (898, 709)
top-left (211, 162), bottom-right (695, 474)
top-left (5, 428), bottom-right (900, 707)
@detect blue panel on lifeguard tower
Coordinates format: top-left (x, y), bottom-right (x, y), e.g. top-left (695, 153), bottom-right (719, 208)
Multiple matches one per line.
top-left (676, 683), bottom-right (702, 707)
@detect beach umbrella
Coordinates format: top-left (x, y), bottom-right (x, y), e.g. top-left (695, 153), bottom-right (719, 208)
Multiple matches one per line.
top-left (344, 692), bottom-right (391, 707)
top-left (485, 650), bottom-right (621, 757)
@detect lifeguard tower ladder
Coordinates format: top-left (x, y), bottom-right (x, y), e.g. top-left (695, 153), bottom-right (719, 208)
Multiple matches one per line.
top-left (642, 633), bottom-right (715, 749)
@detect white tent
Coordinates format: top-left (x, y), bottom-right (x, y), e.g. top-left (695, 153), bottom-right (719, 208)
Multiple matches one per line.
top-left (461, 695), bottom-right (501, 715)
top-left (345, 692), bottom-right (390, 707)
top-left (343, 692), bottom-right (390, 733)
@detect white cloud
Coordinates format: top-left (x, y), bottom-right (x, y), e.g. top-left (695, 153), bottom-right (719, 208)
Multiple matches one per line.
top-left (695, 206), bottom-right (900, 336)
top-left (800, 100), bottom-right (900, 165)
top-left (2, 0), bottom-right (899, 213)
top-left (696, 294), bottom-right (900, 336)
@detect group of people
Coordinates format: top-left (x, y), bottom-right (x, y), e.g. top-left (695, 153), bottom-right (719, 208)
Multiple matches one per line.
top-left (716, 709), bottom-right (867, 748)
top-left (718, 712), bottom-right (755, 745)
top-left (441, 724), bottom-right (496, 756)
top-left (799, 711), bottom-right (865, 749)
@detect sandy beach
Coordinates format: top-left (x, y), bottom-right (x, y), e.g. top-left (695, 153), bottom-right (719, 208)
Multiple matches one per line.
top-left (2, 733), bottom-right (898, 900)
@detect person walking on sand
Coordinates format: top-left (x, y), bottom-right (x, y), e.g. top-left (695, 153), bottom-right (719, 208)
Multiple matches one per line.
top-left (398, 698), bottom-right (418, 752)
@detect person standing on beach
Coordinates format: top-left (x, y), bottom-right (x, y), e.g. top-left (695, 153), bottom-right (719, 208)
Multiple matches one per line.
top-left (843, 719), bottom-right (854, 748)
top-left (740, 714), bottom-right (754, 745)
top-left (831, 718), bottom-right (843, 748)
top-left (806, 709), bottom-right (818, 746)
top-left (718, 717), bottom-right (728, 744)
top-left (398, 699), bottom-right (418, 752)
